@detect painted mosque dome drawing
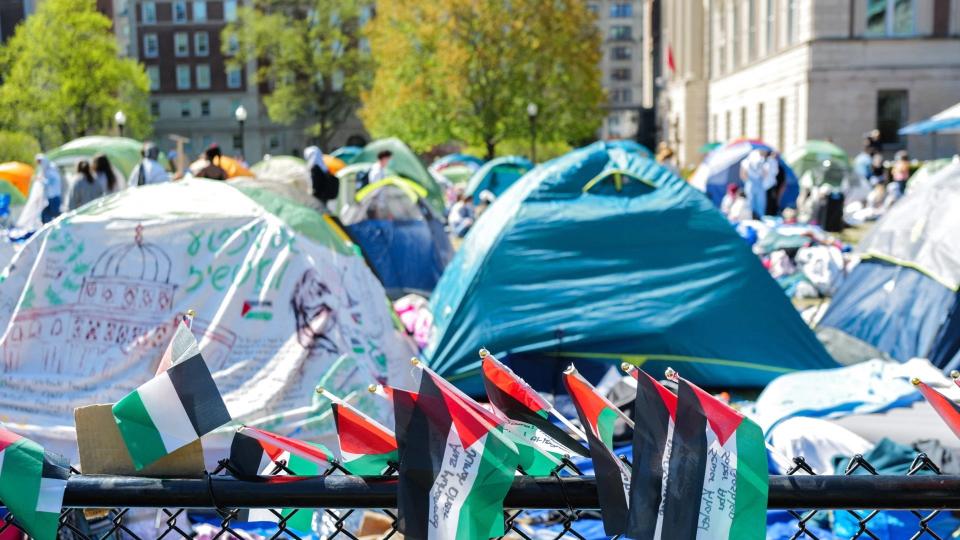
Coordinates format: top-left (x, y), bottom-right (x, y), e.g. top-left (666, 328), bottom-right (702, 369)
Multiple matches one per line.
top-left (82, 223), bottom-right (176, 314)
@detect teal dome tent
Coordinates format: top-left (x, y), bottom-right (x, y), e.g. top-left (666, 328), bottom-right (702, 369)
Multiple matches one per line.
top-left (425, 142), bottom-right (836, 393)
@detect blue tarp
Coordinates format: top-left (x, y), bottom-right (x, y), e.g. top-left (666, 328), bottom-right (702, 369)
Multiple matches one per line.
top-left (425, 142), bottom-right (836, 393)
top-left (464, 155), bottom-right (533, 203)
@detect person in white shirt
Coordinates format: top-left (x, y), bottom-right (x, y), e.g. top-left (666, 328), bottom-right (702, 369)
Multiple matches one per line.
top-left (35, 154), bottom-right (63, 223)
top-left (365, 150), bottom-right (392, 186)
top-left (129, 142), bottom-right (171, 186)
top-left (739, 149), bottom-right (768, 218)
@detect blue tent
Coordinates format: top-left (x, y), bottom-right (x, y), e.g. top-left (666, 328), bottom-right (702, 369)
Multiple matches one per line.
top-left (820, 161), bottom-right (960, 370)
top-left (430, 153), bottom-right (485, 171)
top-left (464, 156), bottom-right (534, 203)
top-left (331, 146), bottom-right (363, 163)
top-left (341, 178), bottom-right (453, 298)
top-left (605, 139), bottom-right (653, 157)
top-left (425, 142), bottom-right (836, 393)
top-left (691, 139), bottom-right (799, 209)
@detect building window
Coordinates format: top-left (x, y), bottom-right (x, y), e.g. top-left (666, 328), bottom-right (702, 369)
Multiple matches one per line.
top-left (141, 1), bottom-right (156, 23)
top-left (740, 107), bottom-right (747, 137)
top-left (747, 0), bottom-right (756, 61)
top-left (269, 135), bottom-right (280, 149)
top-left (731, 1), bottom-right (740, 67)
top-left (611, 88), bottom-right (632, 103)
top-left (176, 64), bottom-right (191, 89)
top-left (192, 0), bottom-right (206, 21)
top-left (224, 0), bottom-right (237, 21)
top-left (233, 134), bottom-right (243, 150)
top-left (609, 25), bottom-right (632, 40)
top-left (195, 64), bottom-right (211, 89)
top-left (586, 3), bottom-right (599, 16)
top-left (180, 100), bottom-right (192, 118)
top-left (777, 97), bottom-right (786, 150)
top-left (611, 68), bottom-right (631, 81)
top-left (611, 46), bottom-right (632, 60)
top-left (146, 65), bottom-right (160, 90)
top-left (712, 114), bottom-right (719, 141)
top-left (200, 99), bottom-right (210, 116)
top-left (786, 0), bottom-right (799, 44)
top-left (877, 89), bottom-right (908, 145)
top-left (150, 101), bottom-right (160, 117)
top-left (610, 2), bottom-right (632, 18)
top-left (143, 33), bottom-right (158, 58)
top-left (195, 32), bottom-right (209, 56)
top-left (174, 32), bottom-right (189, 57)
top-left (725, 110), bottom-right (732, 140)
top-left (866, 0), bottom-right (915, 36)
top-left (226, 34), bottom-right (240, 55)
top-left (757, 102), bottom-right (765, 140)
top-left (765, 0), bottom-right (775, 53)
top-left (226, 67), bottom-right (242, 89)
top-left (173, 0), bottom-right (187, 22)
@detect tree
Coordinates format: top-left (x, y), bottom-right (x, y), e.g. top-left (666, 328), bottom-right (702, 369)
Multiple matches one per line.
top-left (223, 0), bottom-right (373, 148)
top-left (0, 131), bottom-right (40, 163)
top-left (0, 0), bottom-right (150, 148)
top-left (361, 0), bottom-right (606, 158)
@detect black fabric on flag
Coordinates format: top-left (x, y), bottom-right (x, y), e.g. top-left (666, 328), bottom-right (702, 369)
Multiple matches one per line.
top-left (41, 453), bottom-right (70, 481)
top-left (394, 377), bottom-right (452, 540)
top-left (568, 402), bottom-right (628, 535)
top-left (626, 373), bottom-right (672, 539)
top-left (229, 431), bottom-right (270, 477)
top-left (167, 353), bottom-right (232, 436)
top-left (482, 376), bottom-right (589, 457)
top-left (660, 380), bottom-right (707, 540)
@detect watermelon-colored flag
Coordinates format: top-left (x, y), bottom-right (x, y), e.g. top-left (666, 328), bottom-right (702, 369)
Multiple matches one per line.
top-left (915, 377), bottom-right (960, 439)
top-left (331, 400), bottom-right (398, 475)
top-left (393, 366), bottom-right (520, 540)
top-left (0, 427), bottom-right (70, 540)
top-left (563, 366), bottom-right (630, 535)
top-left (113, 347), bottom-right (232, 469)
top-left (647, 375), bottom-right (767, 540)
top-left (481, 350), bottom-right (589, 459)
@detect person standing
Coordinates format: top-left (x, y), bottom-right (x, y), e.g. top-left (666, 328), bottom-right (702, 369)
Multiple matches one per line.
top-left (739, 149), bottom-right (768, 218)
top-left (366, 150), bottom-right (392, 185)
top-left (129, 142), bottom-right (171, 186)
top-left (92, 154), bottom-right (120, 193)
top-left (305, 146), bottom-right (339, 206)
top-left (764, 152), bottom-right (784, 216)
top-left (35, 154), bottom-right (63, 224)
top-left (64, 160), bottom-right (106, 211)
top-left (196, 145), bottom-right (228, 180)
top-left (888, 151), bottom-right (911, 203)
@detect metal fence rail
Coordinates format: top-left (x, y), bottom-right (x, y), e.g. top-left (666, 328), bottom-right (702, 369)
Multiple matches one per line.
top-left (1, 453), bottom-right (957, 539)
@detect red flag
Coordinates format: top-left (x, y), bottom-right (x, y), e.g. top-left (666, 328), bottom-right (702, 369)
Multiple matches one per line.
top-left (916, 378), bottom-right (960, 439)
top-left (667, 44), bottom-right (676, 75)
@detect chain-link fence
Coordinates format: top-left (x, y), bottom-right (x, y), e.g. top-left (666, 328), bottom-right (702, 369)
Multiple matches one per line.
top-left (2, 452), bottom-right (959, 539)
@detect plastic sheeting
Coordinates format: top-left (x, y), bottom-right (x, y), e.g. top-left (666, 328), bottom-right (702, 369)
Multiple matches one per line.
top-left (425, 142), bottom-right (836, 393)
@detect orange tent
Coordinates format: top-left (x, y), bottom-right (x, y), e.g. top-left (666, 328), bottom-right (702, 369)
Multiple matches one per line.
top-left (322, 155), bottom-right (346, 175)
top-left (0, 162), bottom-right (34, 197)
top-left (189, 156), bottom-right (255, 179)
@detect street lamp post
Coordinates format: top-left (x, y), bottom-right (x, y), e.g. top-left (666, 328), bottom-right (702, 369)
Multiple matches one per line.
top-left (114, 110), bottom-right (127, 137)
top-left (526, 102), bottom-right (539, 163)
top-left (234, 105), bottom-right (248, 159)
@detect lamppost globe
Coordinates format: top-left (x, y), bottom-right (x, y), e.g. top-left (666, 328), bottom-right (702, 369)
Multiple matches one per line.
top-left (526, 102), bottom-right (539, 163)
top-left (114, 110), bottom-right (126, 136)
top-left (526, 102), bottom-right (539, 118)
top-left (234, 105), bottom-right (248, 123)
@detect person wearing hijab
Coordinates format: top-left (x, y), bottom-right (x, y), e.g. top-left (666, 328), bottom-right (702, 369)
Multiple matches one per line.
top-left (305, 145), bottom-right (339, 206)
top-left (64, 160), bottom-right (106, 211)
top-left (35, 154), bottom-right (63, 223)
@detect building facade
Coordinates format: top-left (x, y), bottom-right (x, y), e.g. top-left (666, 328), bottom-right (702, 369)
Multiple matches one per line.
top-left (662, 0), bottom-right (960, 167)
top-left (589, 0), bottom-right (648, 140)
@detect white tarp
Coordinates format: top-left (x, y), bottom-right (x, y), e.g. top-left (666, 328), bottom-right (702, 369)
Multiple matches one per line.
top-left (0, 179), bottom-right (414, 458)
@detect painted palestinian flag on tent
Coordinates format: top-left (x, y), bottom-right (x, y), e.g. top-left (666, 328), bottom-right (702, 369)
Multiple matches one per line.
top-left (645, 376), bottom-right (767, 540)
top-left (481, 351), bottom-right (589, 460)
top-left (228, 427), bottom-right (332, 531)
top-left (393, 369), bottom-right (520, 540)
top-left (113, 347), bottom-right (232, 469)
top-left (915, 378), bottom-right (960, 439)
top-left (331, 401), bottom-right (398, 475)
top-left (563, 367), bottom-right (631, 536)
top-left (0, 427), bottom-right (70, 540)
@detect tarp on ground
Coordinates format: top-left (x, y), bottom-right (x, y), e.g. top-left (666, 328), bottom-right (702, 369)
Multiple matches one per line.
top-left (819, 161), bottom-right (960, 370)
top-left (464, 156), bottom-right (533, 202)
top-left (47, 136), bottom-right (170, 187)
top-left (425, 142), bottom-right (836, 393)
top-left (0, 179), bottom-right (414, 457)
top-left (340, 178), bottom-right (453, 297)
top-left (690, 139), bottom-right (800, 208)
top-left (351, 138), bottom-right (446, 215)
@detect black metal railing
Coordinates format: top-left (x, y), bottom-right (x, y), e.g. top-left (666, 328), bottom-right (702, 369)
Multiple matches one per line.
top-left (2, 453), bottom-right (958, 539)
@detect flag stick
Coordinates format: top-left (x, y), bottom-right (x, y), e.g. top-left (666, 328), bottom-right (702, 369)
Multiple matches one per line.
top-left (565, 365), bottom-right (635, 430)
top-left (547, 405), bottom-right (590, 444)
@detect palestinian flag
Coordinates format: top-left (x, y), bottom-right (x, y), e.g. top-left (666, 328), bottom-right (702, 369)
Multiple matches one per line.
top-left (155, 312), bottom-right (197, 375)
top-left (915, 378), bottom-right (960, 439)
top-left (228, 428), bottom-right (332, 531)
top-left (331, 401), bottom-right (398, 475)
top-left (113, 350), bottom-right (231, 469)
top-left (622, 364), bottom-right (677, 539)
top-left (481, 351), bottom-right (589, 459)
top-left (563, 367), bottom-right (630, 536)
top-left (394, 369), bottom-right (520, 539)
top-left (0, 427), bottom-right (70, 540)
top-left (648, 376), bottom-right (767, 540)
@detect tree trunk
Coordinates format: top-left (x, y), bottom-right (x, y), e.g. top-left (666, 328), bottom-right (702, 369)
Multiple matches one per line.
top-left (485, 140), bottom-right (496, 160)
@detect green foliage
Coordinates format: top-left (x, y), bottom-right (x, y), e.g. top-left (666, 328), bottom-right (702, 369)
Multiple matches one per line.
top-left (223, 0), bottom-right (373, 147)
top-left (0, 0), bottom-right (150, 148)
top-left (362, 0), bottom-right (606, 158)
top-left (462, 139), bottom-right (573, 162)
top-left (0, 131), bottom-right (40, 163)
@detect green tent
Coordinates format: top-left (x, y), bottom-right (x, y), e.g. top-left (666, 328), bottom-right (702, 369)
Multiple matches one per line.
top-left (785, 140), bottom-right (850, 179)
top-left (47, 136), bottom-right (170, 186)
top-left (351, 138), bottom-right (446, 215)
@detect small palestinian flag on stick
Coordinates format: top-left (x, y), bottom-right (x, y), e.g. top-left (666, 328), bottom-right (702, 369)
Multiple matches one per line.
top-left (112, 324), bottom-right (231, 469)
top-left (155, 310), bottom-right (197, 375)
top-left (563, 365), bottom-right (632, 536)
top-left (394, 359), bottom-right (520, 540)
top-left (648, 371), bottom-right (767, 540)
top-left (0, 427), bottom-right (70, 540)
top-left (319, 387), bottom-right (398, 475)
top-left (915, 375), bottom-right (960, 439)
top-left (480, 349), bottom-right (590, 459)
